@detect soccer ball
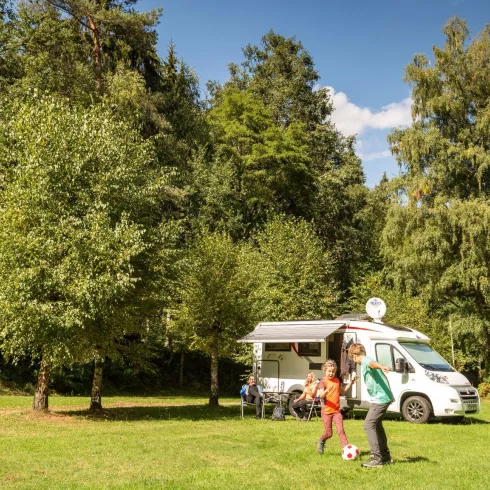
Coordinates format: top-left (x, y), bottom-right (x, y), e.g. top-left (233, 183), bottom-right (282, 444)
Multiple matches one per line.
top-left (342, 444), bottom-right (359, 461)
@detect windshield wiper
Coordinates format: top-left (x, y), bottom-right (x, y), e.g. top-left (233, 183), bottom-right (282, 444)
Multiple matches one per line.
top-left (421, 363), bottom-right (453, 371)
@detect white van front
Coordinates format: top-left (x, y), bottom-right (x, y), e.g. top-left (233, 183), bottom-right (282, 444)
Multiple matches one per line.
top-left (386, 341), bottom-right (481, 422)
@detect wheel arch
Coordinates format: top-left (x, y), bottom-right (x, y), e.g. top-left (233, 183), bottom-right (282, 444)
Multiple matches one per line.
top-left (288, 385), bottom-right (305, 394)
top-left (400, 391), bottom-right (433, 413)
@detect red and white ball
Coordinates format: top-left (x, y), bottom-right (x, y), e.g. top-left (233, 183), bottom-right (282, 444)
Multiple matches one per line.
top-left (342, 444), bottom-right (359, 461)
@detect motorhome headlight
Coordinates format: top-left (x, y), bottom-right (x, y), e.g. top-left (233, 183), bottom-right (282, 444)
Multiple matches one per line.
top-left (424, 370), bottom-right (449, 384)
top-left (450, 398), bottom-right (459, 403)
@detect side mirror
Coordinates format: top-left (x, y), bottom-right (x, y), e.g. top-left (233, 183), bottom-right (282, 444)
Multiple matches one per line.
top-left (395, 358), bottom-right (407, 374)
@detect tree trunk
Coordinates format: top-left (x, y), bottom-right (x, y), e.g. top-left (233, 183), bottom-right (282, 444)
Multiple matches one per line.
top-left (179, 351), bottom-right (185, 389)
top-left (90, 356), bottom-right (104, 410)
top-left (209, 329), bottom-right (219, 405)
top-left (87, 13), bottom-right (102, 94)
top-left (33, 357), bottom-right (51, 411)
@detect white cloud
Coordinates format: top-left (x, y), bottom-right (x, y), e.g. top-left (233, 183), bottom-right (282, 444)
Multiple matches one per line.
top-left (324, 86), bottom-right (412, 137)
top-left (359, 149), bottom-right (392, 161)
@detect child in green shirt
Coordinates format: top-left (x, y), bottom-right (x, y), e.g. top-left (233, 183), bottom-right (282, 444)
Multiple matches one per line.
top-left (348, 343), bottom-right (394, 468)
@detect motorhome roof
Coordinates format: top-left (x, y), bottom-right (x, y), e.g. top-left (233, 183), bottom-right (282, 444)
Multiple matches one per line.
top-left (339, 320), bottom-right (429, 342)
top-left (238, 320), bottom-right (345, 343)
top-left (238, 319), bottom-right (430, 343)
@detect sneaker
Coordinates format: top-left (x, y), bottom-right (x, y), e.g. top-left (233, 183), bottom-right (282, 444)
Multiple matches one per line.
top-left (317, 440), bottom-right (325, 455)
top-left (362, 459), bottom-right (383, 468)
top-left (381, 458), bottom-right (394, 465)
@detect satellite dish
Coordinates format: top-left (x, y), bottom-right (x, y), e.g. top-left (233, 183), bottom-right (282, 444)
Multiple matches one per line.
top-left (366, 297), bottom-right (386, 323)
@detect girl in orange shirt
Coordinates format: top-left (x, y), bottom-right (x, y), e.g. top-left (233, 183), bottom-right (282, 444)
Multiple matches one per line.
top-left (317, 359), bottom-right (357, 454)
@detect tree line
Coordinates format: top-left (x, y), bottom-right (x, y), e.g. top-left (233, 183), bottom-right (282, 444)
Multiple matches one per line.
top-left (0, 1), bottom-right (489, 409)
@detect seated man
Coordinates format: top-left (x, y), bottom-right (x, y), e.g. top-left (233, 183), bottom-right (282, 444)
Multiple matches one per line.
top-left (241, 375), bottom-right (264, 419)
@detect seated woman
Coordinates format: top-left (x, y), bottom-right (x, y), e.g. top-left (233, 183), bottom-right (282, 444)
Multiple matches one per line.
top-left (291, 371), bottom-right (318, 421)
top-left (243, 375), bottom-right (264, 419)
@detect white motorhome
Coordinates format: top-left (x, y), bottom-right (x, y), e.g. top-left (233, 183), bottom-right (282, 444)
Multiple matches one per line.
top-left (238, 300), bottom-right (480, 423)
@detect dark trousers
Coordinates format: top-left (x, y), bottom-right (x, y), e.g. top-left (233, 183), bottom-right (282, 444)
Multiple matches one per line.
top-left (246, 394), bottom-right (263, 418)
top-left (292, 399), bottom-right (309, 418)
top-left (364, 402), bottom-right (391, 461)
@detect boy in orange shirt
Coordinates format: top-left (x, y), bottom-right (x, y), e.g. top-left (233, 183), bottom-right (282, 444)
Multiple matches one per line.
top-left (317, 359), bottom-right (357, 454)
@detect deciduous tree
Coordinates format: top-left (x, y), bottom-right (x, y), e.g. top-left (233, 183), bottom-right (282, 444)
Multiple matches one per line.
top-left (0, 95), bottom-right (163, 409)
top-left (172, 231), bottom-right (253, 405)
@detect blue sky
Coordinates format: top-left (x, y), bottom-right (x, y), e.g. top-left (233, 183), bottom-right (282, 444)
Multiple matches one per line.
top-left (138, 0), bottom-right (490, 187)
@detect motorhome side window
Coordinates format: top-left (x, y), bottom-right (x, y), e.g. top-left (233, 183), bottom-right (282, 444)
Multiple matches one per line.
top-left (375, 344), bottom-right (406, 371)
top-left (264, 343), bottom-right (291, 352)
top-left (298, 343), bottom-right (321, 356)
top-left (375, 343), bottom-right (394, 370)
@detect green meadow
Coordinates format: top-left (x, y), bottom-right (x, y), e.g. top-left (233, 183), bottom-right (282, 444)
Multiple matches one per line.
top-left (1, 396), bottom-right (489, 489)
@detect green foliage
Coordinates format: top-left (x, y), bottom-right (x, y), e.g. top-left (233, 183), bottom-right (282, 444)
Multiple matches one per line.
top-left (246, 216), bottom-right (338, 321)
top-left (4, 0), bottom-right (163, 101)
top-left (0, 0), bottom-right (21, 91)
top-left (195, 86), bottom-right (315, 238)
top-left (7, 4), bottom-right (95, 101)
top-left (0, 94), bottom-right (163, 365)
top-left (230, 30), bottom-right (331, 128)
top-left (384, 18), bottom-right (490, 377)
top-left (354, 174), bottom-right (391, 274)
top-left (478, 381), bottom-right (490, 398)
top-left (224, 31), bottom-right (371, 291)
top-left (172, 230), bottom-right (253, 357)
top-left (349, 273), bottom-right (456, 362)
top-left (159, 42), bottom-right (203, 141)
top-left (32, 0), bottom-right (162, 89)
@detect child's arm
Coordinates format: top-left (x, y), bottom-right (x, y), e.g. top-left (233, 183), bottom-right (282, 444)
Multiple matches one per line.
top-left (317, 380), bottom-right (327, 399)
top-left (340, 374), bottom-right (358, 395)
top-left (368, 361), bottom-right (390, 373)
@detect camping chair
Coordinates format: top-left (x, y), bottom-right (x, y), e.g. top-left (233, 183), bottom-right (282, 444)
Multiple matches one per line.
top-left (240, 385), bottom-right (265, 419)
top-left (305, 396), bottom-right (321, 422)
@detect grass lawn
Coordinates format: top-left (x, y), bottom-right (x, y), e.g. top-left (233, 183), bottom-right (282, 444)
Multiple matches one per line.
top-left (1, 395), bottom-right (489, 489)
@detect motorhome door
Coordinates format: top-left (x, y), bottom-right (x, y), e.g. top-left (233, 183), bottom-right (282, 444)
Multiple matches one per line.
top-left (328, 332), bottom-right (357, 398)
top-left (342, 332), bottom-right (357, 398)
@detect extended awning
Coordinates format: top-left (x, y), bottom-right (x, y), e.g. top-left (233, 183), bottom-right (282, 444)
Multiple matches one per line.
top-left (238, 320), bottom-right (346, 343)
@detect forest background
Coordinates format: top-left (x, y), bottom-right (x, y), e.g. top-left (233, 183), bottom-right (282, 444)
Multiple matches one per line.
top-left (0, 0), bottom-right (489, 410)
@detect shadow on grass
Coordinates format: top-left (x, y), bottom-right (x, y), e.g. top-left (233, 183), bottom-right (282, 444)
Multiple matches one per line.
top-left (347, 411), bottom-right (402, 422)
top-left (60, 404), bottom-right (490, 425)
top-left (428, 416), bottom-right (489, 425)
top-left (348, 411), bottom-right (489, 425)
top-left (62, 404), bottom-right (264, 422)
top-left (395, 456), bottom-right (430, 464)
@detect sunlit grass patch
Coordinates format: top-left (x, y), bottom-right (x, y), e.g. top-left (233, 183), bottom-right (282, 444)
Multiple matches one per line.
top-left (1, 397), bottom-right (488, 489)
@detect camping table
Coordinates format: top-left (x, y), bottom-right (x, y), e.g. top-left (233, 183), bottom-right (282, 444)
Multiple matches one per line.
top-left (263, 391), bottom-right (290, 406)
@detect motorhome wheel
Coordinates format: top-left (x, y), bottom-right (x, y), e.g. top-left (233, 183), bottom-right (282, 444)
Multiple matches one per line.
top-left (402, 395), bottom-right (432, 424)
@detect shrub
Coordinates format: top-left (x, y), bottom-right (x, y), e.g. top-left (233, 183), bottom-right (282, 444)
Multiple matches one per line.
top-left (477, 382), bottom-right (490, 398)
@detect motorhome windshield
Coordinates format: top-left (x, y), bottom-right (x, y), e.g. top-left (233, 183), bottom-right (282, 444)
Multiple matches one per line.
top-left (400, 342), bottom-right (454, 372)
